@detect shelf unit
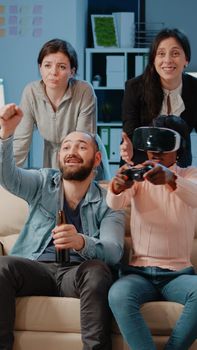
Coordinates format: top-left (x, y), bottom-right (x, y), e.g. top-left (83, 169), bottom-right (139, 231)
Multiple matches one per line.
top-left (86, 47), bottom-right (149, 86)
top-left (85, 47), bottom-right (149, 177)
top-left (97, 122), bottom-right (122, 177)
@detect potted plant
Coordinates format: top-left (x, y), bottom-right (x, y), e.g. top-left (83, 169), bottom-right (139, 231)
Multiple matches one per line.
top-left (101, 103), bottom-right (113, 122)
top-left (92, 75), bottom-right (102, 87)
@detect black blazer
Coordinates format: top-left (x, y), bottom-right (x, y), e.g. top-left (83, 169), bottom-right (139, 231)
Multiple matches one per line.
top-left (121, 73), bottom-right (197, 166)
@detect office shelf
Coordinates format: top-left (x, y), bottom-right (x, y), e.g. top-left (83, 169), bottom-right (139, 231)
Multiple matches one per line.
top-left (85, 47), bottom-right (149, 176)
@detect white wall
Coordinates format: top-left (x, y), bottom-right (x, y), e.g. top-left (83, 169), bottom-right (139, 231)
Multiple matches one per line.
top-left (0, 0), bottom-right (88, 167)
top-left (145, 0), bottom-right (197, 71)
top-left (0, 0), bottom-right (88, 104)
top-left (75, 0), bottom-right (88, 80)
top-left (55, 0), bottom-right (88, 79)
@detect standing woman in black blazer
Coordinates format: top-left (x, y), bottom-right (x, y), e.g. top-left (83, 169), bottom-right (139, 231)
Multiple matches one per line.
top-left (121, 28), bottom-right (197, 167)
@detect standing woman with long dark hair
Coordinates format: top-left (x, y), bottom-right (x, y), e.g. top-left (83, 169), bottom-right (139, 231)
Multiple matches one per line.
top-left (121, 28), bottom-right (197, 167)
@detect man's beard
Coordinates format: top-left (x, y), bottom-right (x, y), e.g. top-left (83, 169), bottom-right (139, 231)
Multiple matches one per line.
top-left (59, 158), bottom-right (95, 181)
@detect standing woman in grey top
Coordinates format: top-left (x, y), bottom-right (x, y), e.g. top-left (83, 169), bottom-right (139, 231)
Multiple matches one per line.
top-left (13, 38), bottom-right (110, 179)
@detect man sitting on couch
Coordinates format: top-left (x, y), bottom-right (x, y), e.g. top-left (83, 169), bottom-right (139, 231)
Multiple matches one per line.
top-left (0, 103), bottom-right (125, 350)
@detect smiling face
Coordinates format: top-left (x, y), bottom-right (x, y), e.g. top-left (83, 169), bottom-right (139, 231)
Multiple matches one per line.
top-left (147, 150), bottom-right (177, 167)
top-left (154, 37), bottom-right (188, 89)
top-left (39, 52), bottom-right (75, 91)
top-left (58, 132), bottom-right (101, 181)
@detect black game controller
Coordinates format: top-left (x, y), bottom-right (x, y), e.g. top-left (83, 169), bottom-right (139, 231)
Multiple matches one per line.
top-left (122, 165), bottom-right (153, 182)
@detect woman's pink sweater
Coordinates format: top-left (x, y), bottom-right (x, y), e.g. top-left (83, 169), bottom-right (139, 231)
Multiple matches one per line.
top-left (106, 165), bottom-right (197, 271)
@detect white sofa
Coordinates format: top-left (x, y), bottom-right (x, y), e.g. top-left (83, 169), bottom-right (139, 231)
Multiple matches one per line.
top-left (1, 185), bottom-right (197, 350)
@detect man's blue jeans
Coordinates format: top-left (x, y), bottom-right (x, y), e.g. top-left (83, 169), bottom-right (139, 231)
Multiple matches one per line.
top-left (109, 265), bottom-right (197, 350)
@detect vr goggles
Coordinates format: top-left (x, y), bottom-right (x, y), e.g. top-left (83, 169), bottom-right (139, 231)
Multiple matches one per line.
top-left (133, 127), bottom-right (181, 153)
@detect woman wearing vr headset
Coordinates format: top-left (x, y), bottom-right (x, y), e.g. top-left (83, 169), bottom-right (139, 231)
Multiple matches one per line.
top-left (107, 117), bottom-right (197, 350)
top-left (121, 27), bottom-right (197, 167)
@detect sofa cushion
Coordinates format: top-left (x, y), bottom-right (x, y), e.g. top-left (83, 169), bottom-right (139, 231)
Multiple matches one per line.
top-left (13, 331), bottom-right (83, 350)
top-left (15, 296), bottom-right (183, 337)
top-left (0, 186), bottom-right (28, 237)
top-left (141, 301), bottom-right (183, 335)
top-left (15, 296), bottom-right (81, 333)
top-left (112, 301), bottom-right (183, 336)
top-left (0, 234), bottom-right (19, 255)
